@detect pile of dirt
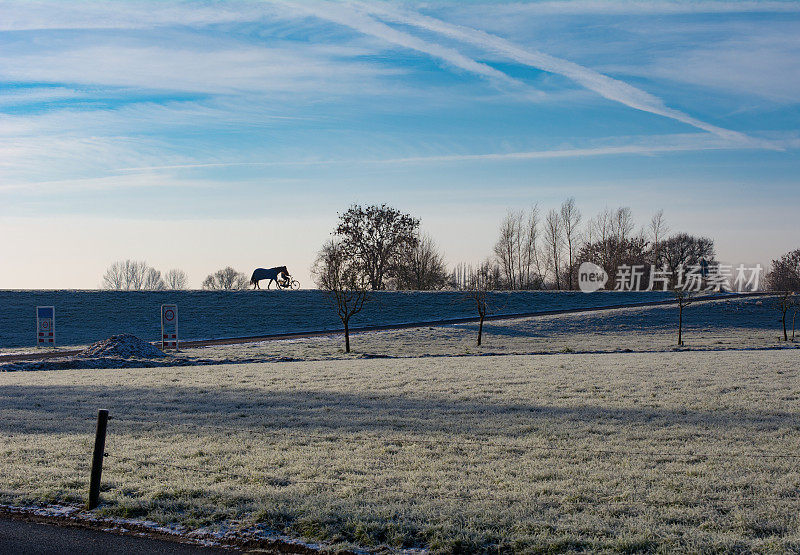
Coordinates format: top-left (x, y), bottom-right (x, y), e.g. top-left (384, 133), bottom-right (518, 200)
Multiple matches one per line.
top-left (81, 334), bottom-right (167, 359)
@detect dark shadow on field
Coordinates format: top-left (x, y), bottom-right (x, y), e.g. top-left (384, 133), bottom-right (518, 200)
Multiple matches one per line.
top-left (1, 383), bottom-right (797, 438)
top-left (472, 299), bottom-right (780, 339)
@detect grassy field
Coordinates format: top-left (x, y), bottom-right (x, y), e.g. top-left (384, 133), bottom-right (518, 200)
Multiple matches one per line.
top-left (3, 296), bottom-right (794, 370)
top-left (2, 348), bottom-right (800, 552)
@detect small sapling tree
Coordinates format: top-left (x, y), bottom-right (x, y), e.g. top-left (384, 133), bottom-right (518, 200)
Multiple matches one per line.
top-left (671, 264), bottom-right (706, 347)
top-left (766, 249), bottom-right (800, 341)
top-left (673, 286), bottom-right (695, 347)
top-left (312, 239), bottom-right (369, 353)
top-left (775, 291), bottom-right (796, 342)
top-left (465, 262), bottom-right (496, 347)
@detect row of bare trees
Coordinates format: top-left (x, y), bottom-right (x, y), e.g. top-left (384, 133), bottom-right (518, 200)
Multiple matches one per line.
top-left (454, 200), bottom-right (719, 292)
top-left (488, 199), bottom-right (585, 290)
top-left (102, 262), bottom-right (257, 291)
top-left (102, 260), bottom-right (187, 290)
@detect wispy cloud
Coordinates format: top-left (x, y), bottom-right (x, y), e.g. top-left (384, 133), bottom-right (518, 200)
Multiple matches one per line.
top-left (284, 1), bottom-right (542, 97)
top-left (350, 1), bottom-right (759, 144)
top-left (0, 86), bottom-right (87, 107)
top-left (112, 132), bottom-right (785, 173)
top-left (0, 172), bottom-right (207, 193)
top-left (0, 0), bottom-right (281, 31)
top-left (457, 1), bottom-right (800, 16)
top-left (606, 27), bottom-right (800, 103)
top-left (0, 42), bottom-right (403, 96)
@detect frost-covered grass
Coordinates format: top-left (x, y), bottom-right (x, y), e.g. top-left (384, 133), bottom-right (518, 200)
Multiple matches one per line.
top-left (2, 297), bottom-right (793, 368)
top-left (186, 296), bottom-right (795, 363)
top-left (2, 349), bottom-right (800, 552)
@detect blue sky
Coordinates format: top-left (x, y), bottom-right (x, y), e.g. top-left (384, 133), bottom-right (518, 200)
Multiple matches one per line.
top-left (1, 0), bottom-right (799, 288)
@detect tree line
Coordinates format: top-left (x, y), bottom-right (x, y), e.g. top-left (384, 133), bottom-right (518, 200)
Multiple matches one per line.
top-left (305, 201), bottom-right (729, 293)
top-left (97, 202), bottom-right (798, 354)
top-left (310, 203), bottom-right (799, 351)
top-left (102, 261), bottom-right (187, 290)
top-left (453, 202), bottom-right (718, 291)
top-left (101, 262), bottom-right (252, 291)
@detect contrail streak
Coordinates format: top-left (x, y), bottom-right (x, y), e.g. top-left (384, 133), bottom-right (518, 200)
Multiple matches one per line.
top-left (283, 1), bottom-right (541, 97)
top-left (113, 137), bottom-right (762, 173)
top-left (350, 1), bottom-right (759, 144)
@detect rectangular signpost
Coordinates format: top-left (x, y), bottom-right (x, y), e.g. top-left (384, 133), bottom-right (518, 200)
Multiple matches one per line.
top-left (161, 304), bottom-right (179, 350)
top-left (36, 306), bottom-right (55, 347)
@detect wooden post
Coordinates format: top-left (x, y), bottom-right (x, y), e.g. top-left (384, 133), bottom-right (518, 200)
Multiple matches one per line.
top-left (87, 409), bottom-right (109, 510)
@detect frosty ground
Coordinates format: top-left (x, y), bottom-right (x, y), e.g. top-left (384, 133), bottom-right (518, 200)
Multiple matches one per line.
top-left (2, 296), bottom-right (796, 368)
top-left (1, 297), bottom-right (799, 552)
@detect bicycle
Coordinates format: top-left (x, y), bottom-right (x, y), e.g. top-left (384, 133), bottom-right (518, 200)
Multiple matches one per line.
top-left (278, 278), bottom-right (300, 290)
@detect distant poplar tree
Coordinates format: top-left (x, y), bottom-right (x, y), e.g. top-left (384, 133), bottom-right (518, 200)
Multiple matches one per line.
top-left (544, 209), bottom-right (564, 289)
top-left (494, 206), bottom-right (543, 290)
top-left (560, 198), bottom-right (582, 290)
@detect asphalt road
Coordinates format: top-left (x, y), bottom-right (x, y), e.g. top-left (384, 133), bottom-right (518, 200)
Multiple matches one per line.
top-left (0, 516), bottom-right (234, 554)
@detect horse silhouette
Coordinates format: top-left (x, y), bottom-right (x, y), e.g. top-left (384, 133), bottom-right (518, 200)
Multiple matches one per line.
top-left (250, 266), bottom-right (290, 289)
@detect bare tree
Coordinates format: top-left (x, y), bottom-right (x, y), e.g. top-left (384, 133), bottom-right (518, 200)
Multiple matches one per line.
top-left (494, 206), bottom-right (542, 290)
top-left (335, 204), bottom-right (419, 290)
top-left (560, 198), bottom-right (582, 290)
top-left (102, 261), bottom-right (126, 290)
top-left (587, 206), bottom-right (633, 244)
top-left (201, 275), bottom-right (216, 290)
top-left (312, 239), bottom-right (369, 353)
top-left (102, 260), bottom-right (150, 290)
top-left (656, 234), bottom-right (716, 288)
top-left (165, 269), bottom-right (188, 290)
top-left (774, 292), bottom-right (797, 342)
top-left (587, 207), bottom-right (612, 245)
top-left (523, 206), bottom-right (544, 288)
top-left (202, 267), bottom-right (249, 290)
top-left (449, 262), bottom-right (471, 290)
top-left (612, 207), bottom-right (635, 241)
top-left (673, 286), bottom-right (695, 347)
top-left (466, 261), bottom-right (495, 346)
top-left (102, 261), bottom-right (188, 290)
top-left (543, 209), bottom-right (564, 289)
top-left (126, 260), bottom-right (148, 290)
top-left (494, 210), bottom-right (520, 289)
top-left (766, 249), bottom-right (800, 291)
top-left (395, 234), bottom-right (448, 290)
top-left (766, 249), bottom-right (800, 341)
top-left (142, 268), bottom-right (165, 290)
top-left (649, 209), bottom-right (669, 245)
top-left (647, 210), bottom-right (669, 266)
top-left (576, 235), bottom-right (650, 288)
